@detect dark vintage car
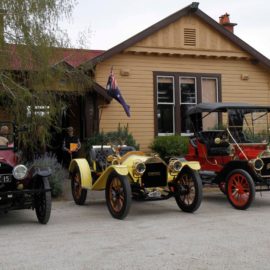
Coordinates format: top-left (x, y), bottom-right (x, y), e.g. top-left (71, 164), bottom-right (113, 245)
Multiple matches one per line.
top-left (0, 122), bottom-right (51, 224)
top-left (185, 102), bottom-right (270, 210)
top-left (69, 145), bottom-right (202, 219)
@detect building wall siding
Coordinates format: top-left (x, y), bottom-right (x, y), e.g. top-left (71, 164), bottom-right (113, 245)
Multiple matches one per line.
top-left (94, 14), bottom-right (269, 152)
top-left (95, 53), bottom-right (270, 152)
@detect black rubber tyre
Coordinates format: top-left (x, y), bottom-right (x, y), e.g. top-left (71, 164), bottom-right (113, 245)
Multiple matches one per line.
top-left (174, 169), bottom-right (202, 213)
top-left (225, 169), bottom-right (255, 210)
top-left (35, 177), bottom-right (52, 224)
top-left (219, 181), bottom-right (227, 195)
top-left (71, 166), bottom-right (87, 205)
top-left (105, 172), bottom-right (131, 219)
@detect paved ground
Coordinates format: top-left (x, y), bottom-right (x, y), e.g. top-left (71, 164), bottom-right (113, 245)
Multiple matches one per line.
top-left (1, 181), bottom-right (270, 270)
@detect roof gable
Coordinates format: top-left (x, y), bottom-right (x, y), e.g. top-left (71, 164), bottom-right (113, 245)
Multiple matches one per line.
top-left (127, 14), bottom-right (249, 59)
top-left (85, 2), bottom-right (270, 70)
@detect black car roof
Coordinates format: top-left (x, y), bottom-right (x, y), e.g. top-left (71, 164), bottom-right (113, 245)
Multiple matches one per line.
top-left (187, 103), bottom-right (270, 115)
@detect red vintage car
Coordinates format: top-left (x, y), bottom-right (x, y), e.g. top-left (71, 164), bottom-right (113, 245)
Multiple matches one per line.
top-left (0, 122), bottom-right (51, 224)
top-left (185, 103), bottom-right (270, 210)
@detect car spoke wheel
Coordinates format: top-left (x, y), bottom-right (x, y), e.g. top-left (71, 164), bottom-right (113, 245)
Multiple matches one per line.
top-left (71, 166), bottom-right (87, 205)
top-left (174, 169), bottom-right (202, 213)
top-left (35, 177), bottom-right (51, 224)
top-left (106, 172), bottom-right (131, 219)
top-left (226, 169), bottom-right (255, 210)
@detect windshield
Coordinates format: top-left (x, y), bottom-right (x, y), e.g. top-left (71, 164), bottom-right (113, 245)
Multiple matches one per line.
top-left (229, 109), bottom-right (269, 144)
top-left (199, 109), bottom-right (270, 144)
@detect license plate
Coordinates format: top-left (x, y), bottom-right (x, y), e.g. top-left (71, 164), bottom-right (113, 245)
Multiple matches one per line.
top-left (0, 174), bottom-right (12, 183)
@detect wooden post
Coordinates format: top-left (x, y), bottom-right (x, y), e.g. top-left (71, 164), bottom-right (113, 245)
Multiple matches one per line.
top-left (0, 9), bottom-right (6, 48)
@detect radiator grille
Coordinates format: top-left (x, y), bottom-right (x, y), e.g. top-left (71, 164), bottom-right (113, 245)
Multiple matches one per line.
top-left (141, 163), bottom-right (167, 188)
top-left (261, 158), bottom-right (270, 176)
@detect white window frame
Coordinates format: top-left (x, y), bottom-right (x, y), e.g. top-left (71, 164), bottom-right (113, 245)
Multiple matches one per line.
top-left (157, 75), bottom-right (175, 136)
top-left (179, 76), bottom-right (197, 135)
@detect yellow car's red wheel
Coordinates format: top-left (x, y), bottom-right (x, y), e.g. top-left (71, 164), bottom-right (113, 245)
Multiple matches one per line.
top-left (71, 166), bottom-right (87, 205)
top-left (174, 169), bottom-right (202, 213)
top-left (105, 172), bottom-right (131, 219)
top-left (226, 169), bottom-right (255, 210)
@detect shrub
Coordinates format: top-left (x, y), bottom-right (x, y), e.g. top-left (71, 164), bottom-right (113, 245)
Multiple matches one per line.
top-left (149, 135), bottom-right (189, 160)
top-left (86, 125), bottom-right (139, 152)
top-left (27, 153), bottom-right (68, 197)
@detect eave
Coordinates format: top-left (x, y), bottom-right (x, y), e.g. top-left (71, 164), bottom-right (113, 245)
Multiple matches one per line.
top-left (83, 2), bottom-right (270, 71)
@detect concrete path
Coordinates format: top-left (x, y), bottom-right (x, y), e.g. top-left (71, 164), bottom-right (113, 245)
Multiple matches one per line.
top-left (1, 183), bottom-right (270, 270)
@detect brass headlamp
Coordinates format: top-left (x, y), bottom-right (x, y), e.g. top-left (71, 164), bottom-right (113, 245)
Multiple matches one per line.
top-left (168, 158), bottom-right (182, 174)
top-left (133, 160), bottom-right (146, 177)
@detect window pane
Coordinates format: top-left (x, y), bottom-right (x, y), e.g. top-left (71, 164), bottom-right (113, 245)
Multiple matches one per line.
top-left (202, 78), bottom-right (218, 129)
top-left (157, 104), bottom-right (174, 133)
top-left (157, 77), bottom-right (174, 103)
top-left (181, 104), bottom-right (195, 133)
top-left (180, 77), bottom-right (196, 104)
top-left (201, 78), bottom-right (217, 103)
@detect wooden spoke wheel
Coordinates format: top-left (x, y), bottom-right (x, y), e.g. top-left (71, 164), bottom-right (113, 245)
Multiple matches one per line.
top-left (226, 169), bottom-right (255, 210)
top-left (174, 169), bottom-right (202, 213)
top-left (105, 172), bottom-right (131, 219)
top-left (35, 177), bottom-right (51, 224)
top-left (71, 166), bottom-right (87, 205)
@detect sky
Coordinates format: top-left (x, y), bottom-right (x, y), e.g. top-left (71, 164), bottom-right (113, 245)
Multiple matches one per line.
top-left (62, 0), bottom-right (270, 58)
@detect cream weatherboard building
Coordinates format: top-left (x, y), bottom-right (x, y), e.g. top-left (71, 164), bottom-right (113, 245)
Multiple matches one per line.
top-left (86, 3), bottom-right (270, 151)
top-left (85, 2), bottom-right (270, 152)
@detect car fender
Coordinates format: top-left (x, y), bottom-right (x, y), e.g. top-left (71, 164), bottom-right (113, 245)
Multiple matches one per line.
top-left (168, 160), bottom-right (201, 181)
top-left (215, 160), bottom-right (258, 184)
top-left (69, 159), bottom-right (92, 189)
top-left (92, 165), bottom-right (129, 190)
top-left (181, 161), bottom-right (201, 171)
top-left (30, 167), bottom-right (52, 178)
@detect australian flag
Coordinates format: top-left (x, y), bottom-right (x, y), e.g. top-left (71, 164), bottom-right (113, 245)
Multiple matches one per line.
top-left (106, 70), bottom-right (130, 117)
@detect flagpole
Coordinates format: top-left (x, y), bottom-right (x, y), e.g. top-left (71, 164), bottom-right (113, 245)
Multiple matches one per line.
top-left (98, 67), bottom-right (113, 130)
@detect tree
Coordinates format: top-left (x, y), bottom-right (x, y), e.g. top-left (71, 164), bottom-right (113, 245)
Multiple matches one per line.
top-left (0, 0), bottom-right (92, 159)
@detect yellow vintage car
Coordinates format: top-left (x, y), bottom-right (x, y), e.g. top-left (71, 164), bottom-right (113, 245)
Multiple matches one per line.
top-left (69, 145), bottom-right (202, 219)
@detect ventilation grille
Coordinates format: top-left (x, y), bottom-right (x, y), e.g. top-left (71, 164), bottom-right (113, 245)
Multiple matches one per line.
top-left (184, 28), bottom-right (196, 46)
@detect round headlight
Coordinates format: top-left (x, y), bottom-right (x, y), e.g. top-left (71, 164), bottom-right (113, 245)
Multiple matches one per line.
top-left (133, 161), bottom-right (146, 176)
top-left (13, 165), bottom-right (28, 180)
top-left (169, 159), bottom-right (182, 173)
top-left (251, 158), bottom-right (264, 171)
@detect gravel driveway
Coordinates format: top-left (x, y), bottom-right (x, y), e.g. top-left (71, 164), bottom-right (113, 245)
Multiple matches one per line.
top-left (1, 183), bottom-right (270, 270)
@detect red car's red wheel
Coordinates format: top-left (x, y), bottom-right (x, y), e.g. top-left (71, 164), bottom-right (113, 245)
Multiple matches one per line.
top-left (226, 169), bottom-right (255, 210)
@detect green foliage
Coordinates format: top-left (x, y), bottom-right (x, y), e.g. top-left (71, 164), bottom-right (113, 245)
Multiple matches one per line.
top-left (149, 135), bottom-right (189, 159)
top-left (0, 0), bottom-right (93, 160)
top-left (243, 129), bottom-right (269, 143)
top-left (0, 0), bottom-right (76, 47)
top-left (86, 125), bottom-right (139, 151)
top-left (27, 153), bottom-right (68, 197)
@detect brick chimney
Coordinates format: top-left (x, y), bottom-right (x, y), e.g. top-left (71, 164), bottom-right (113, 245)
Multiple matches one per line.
top-left (219, 13), bottom-right (237, 33)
